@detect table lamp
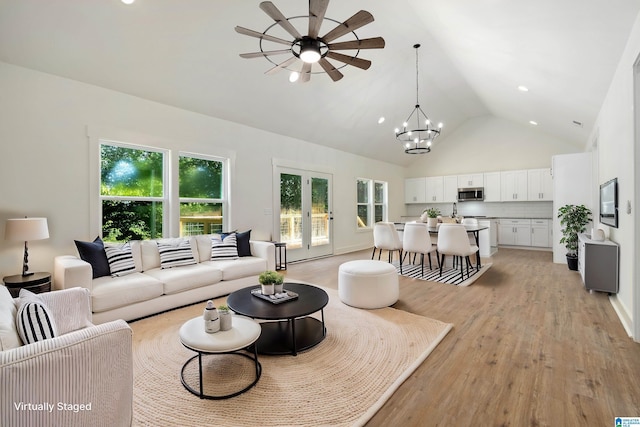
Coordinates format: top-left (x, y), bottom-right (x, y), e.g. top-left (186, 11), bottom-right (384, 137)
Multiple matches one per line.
top-left (4, 217), bottom-right (49, 276)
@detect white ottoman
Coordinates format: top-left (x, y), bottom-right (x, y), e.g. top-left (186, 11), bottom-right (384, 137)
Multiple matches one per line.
top-left (338, 260), bottom-right (399, 309)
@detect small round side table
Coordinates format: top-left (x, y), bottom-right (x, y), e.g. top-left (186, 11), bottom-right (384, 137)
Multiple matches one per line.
top-left (179, 315), bottom-right (262, 399)
top-left (3, 272), bottom-right (51, 298)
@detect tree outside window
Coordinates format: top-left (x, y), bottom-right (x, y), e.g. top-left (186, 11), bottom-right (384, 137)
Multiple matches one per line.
top-left (357, 178), bottom-right (387, 228)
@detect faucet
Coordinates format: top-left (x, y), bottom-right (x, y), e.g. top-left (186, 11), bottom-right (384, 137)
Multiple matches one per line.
top-left (452, 202), bottom-right (457, 217)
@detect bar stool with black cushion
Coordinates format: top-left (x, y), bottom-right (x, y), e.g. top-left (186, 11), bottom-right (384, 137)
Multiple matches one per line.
top-left (371, 222), bottom-right (403, 264)
top-left (437, 224), bottom-right (479, 281)
top-left (402, 222), bottom-right (440, 276)
top-left (179, 315), bottom-right (262, 400)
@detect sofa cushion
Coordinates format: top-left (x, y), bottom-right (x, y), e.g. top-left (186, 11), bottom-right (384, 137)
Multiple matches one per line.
top-left (38, 287), bottom-right (93, 335)
top-left (144, 263), bottom-right (223, 295)
top-left (91, 273), bottom-right (164, 313)
top-left (202, 256), bottom-right (267, 281)
top-left (105, 241), bottom-right (139, 277)
top-left (16, 289), bottom-right (58, 344)
top-left (75, 236), bottom-right (110, 279)
top-left (0, 285), bottom-right (21, 350)
top-left (211, 233), bottom-right (239, 260)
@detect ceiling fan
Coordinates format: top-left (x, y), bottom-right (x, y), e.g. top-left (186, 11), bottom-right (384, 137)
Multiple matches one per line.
top-left (235, 0), bottom-right (385, 83)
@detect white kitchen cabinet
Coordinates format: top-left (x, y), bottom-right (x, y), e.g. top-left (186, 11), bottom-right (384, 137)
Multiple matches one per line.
top-left (527, 168), bottom-right (553, 201)
top-left (457, 173), bottom-right (484, 188)
top-left (443, 175), bottom-right (459, 202)
top-left (425, 176), bottom-right (443, 202)
top-left (483, 172), bottom-right (501, 202)
top-left (531, 219), bottom-right (550, 247)
top-left (404, 177), bottom-right (426, 203)
top-left (501, 170), bottom-right (528, 201)
top-left (498, 219), bottom-right (532, 246)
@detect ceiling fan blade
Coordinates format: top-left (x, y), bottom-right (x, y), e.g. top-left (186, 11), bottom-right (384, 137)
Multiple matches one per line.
top-left (318, 58), bottom-right (343, 82)
top-left (240, 49), bottom-right (292, 59)
top-left (259, 1), bottom-right (302, 40)
top-left (265, 56), bottom-right (298, 75)
top-left (321, 10), bottom-right (374, 43)
top-left (325, 51), bottom-right (371, 70)
top-left (308, 0), bottom-right (330, 39)
top-left (327, 37), bottom-right (386, 51)
top-left (235, 26), bottom-right (292, 46)
top-left (299, 62), bottom-right (312, 83)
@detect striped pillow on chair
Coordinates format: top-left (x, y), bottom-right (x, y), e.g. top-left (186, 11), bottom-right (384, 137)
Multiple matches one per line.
top-left (16, 289), bottom-right (57, 344)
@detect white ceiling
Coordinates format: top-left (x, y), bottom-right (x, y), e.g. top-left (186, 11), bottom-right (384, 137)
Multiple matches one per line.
top-left (0, 0), bottom-right (638, 166)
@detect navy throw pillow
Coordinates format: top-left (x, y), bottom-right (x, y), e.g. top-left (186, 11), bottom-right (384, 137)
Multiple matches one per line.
top-left (74, 237), bottom-right (110, 279)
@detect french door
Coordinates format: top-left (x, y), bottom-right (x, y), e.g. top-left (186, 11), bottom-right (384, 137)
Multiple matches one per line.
top-left (275, 167), bottom-right (333, 262)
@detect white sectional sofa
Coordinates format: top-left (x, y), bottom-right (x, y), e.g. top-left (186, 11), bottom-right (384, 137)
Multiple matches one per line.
top-left (54, 235), bottom-right (275, 324)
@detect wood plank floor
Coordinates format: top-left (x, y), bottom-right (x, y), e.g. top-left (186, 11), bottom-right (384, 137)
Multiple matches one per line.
top-left (283, 248), bottom-right (640, 426)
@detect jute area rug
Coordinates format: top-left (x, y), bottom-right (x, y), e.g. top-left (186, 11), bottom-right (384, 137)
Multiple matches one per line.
top-left (130, 286), bottom-right (452, 427)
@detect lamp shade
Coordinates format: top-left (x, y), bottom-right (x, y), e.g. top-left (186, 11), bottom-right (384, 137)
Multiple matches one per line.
top-left (5, 218), bottom-right (49, 241)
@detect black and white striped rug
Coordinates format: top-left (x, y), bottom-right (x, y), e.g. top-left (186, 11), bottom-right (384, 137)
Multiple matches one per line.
top-left (393, 261), bottom-right (492, 287)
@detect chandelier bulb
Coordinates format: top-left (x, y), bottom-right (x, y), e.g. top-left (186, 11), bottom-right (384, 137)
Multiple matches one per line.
top-left (427, 140), bottom-right (432, 147)
top-left (403, 122), bottom-right (408, 128)
top-left (425, 119), bottom-right (430, 125)
top-left (407, 131), bottom-right (412, 136)
top-left (414, 138), bottom-right (419, 143)
top-left (394, 128), bottom-right (400, 134)
top-left (438, 122), bottom-right (443, 128)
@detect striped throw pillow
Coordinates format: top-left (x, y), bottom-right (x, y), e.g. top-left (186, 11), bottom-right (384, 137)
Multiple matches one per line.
top-left (105, 242), bottom-right (138, 277)
top-left (157, 239), bottom-right (197, 269)
top-left (16, 296), bottom-right (57, 344)
top-left (211, 233), bottom-right (239, 260)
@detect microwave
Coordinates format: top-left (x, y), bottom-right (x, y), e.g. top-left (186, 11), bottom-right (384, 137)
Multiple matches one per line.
top-left (457, 187), bottom-right (484, 202)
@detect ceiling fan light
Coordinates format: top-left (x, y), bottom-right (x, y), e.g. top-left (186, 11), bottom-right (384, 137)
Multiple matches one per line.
top-left (300, 39), bottom-right (321, 63)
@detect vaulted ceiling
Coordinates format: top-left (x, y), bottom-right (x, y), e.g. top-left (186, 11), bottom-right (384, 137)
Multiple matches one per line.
top-left (0, 0), bottom-right (638, 166)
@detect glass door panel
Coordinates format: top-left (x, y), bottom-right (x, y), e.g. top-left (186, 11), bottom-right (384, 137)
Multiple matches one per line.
top-left (279, 173), bottom-right (303, 250)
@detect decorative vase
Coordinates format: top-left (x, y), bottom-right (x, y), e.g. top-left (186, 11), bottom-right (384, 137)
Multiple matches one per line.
top-left (261, 283), bottom-right (275, 295)
top-left (427, 217), bottom-right (438, 227)
top-left (219, 310), bottom-right (232, 331)
top-left (274, 283), bottom-right (284, 294)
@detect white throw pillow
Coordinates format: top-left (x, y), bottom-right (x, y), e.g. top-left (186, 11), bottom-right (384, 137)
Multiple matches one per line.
top-left (157, 238), bottom-right (197, 269)
top-left (211, 233), bottom-right (239, 260)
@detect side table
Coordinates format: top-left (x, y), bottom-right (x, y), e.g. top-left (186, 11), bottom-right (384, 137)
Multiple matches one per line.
top-left (3, 272), bottom-right (51, 298)
top-left (179, 315), bottom-right (262, 399)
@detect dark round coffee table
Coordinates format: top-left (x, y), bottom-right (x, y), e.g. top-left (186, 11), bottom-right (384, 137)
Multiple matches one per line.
top-left (226, 282), bottom-right (328, 356)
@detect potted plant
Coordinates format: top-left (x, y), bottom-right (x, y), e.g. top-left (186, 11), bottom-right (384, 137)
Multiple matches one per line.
top-left (258, 270), bottom-right (283, 295)
top-left (218, 304), bottom-right (232, 331)
top-left (421, 208), bottom-right (440, 227)
top-left (557, 204), bottom-right (592, 270)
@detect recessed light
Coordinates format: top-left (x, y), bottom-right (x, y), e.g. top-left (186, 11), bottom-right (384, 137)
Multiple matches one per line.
top-left (121, 0), bottom-right (135, 4)
top-left (289, 72), bottom-right (299, 83)
top-left (378, 117), bottom-right (385, 124)
top-left (518, 85), bottom-right (529, 92)
top-left (529, 120), bottom-right (538, 126)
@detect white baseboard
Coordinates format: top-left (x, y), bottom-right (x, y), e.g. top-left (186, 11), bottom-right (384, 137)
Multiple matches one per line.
top-left (610, 295), bottom-right (634, 338)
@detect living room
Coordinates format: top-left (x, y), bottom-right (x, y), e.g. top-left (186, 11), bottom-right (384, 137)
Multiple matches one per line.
top-left (2, 1), bottom-right (640, 426)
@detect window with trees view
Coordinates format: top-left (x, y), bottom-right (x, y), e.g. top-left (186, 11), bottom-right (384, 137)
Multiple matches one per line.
top-left (356, 178), bottom-right (387, 228)
top-left (179, 155), bottom-right (226, 236)
top-left (99, 142), bottom-right (227, 242)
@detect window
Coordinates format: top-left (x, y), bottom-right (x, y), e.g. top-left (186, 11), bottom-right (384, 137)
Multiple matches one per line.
top-left (100, 143), bottom-right (166, 242)
top-left (357, 178), bottom-right (388, 228)
top-left (98, 141), bottom-right (229, 242)
top-left (179, 154), bottom-right (226, 236)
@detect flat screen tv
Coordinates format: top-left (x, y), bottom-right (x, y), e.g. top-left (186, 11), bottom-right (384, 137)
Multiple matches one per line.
top-left (599, 178), bottom-right (618, 228)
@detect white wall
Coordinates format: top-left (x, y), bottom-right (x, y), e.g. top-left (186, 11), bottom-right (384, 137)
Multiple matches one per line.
top-left (405, 115), bottom-right (578, 178)
top-left (591, 12), bottom-right (640, 337)
top-left (0, 62), bottom-right (405, 276)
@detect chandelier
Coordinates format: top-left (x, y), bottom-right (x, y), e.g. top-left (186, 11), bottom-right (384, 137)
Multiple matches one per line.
top-left (395, 44), bottom-right (443, 154)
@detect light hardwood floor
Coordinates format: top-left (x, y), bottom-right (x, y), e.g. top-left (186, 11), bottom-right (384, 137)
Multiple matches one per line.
top-left (283, 248), bottom-right (640, 426)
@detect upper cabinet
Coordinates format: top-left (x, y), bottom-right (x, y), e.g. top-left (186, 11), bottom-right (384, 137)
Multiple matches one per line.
top-left (404, 177), bottom-right (426, 204)
top-left (443, 175), bottom-right (458, 202)
top-left (483, 172), bottom-right (501, 202)
top-left (457, 173), bottom-right (484, 188)
top-left (527, 168), bottom-right (553, 201)
top-left (425, 176), bottom-right (444, 202)
top-left (500, 170), bottom-right (528, 201)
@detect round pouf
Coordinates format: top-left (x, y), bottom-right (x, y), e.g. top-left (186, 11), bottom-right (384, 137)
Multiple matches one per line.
top-left (338, 260), bottom-right (399, 309)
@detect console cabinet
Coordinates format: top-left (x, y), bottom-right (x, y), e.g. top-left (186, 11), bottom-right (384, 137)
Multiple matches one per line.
top-left (577, 233), bottom-right (619, 294)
